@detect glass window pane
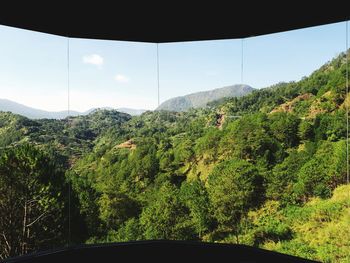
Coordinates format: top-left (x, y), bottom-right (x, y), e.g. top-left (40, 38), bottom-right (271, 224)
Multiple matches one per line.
top-left (0, 25), bottom-right (68, 259)
top-left (0, 19), bottom-right (348, 263)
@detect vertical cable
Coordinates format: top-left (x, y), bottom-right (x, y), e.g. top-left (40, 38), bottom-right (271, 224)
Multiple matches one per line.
top-left (67, 36), bottom-right (71, 246)
top-left (346, 21), bottom-right (349, 185)
top-left (157, 43), bottom-right (160, 107)
top-left (67, 37), bottom-right (70, 118)
top-left (241, 38), bottom-right (244, 84)
top-left (239, 39), bottom-right (244, 160)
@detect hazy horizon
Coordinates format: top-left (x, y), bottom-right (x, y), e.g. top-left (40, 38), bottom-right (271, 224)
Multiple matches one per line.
top-left (0, 97), bottom-right (149, 113)
top-left (0, 21), bottom-right (348, 112)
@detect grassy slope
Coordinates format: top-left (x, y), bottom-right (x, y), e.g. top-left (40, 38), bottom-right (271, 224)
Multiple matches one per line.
top-left (263, 185), bottom-right (350, 263)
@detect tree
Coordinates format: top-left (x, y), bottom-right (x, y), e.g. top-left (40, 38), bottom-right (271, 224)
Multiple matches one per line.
top-left (269, 112), bottom-right (300, 148)
top-left (194, 128), bottom-right (221, 162)
top-left (207, 159), bottom-right (263, 240)
top-left (129, 141), bottom-right (159, 189)
top-left (221, 113), bottom-right (280, 166)
top-left (298, 120), bottom-right (314, 141)
top-left (0, 145), bottom-right (69, 259)
top-left (247, 201), bottom-right (292, 245)
top-left (173, 139), bottom-right (194, 167)
top-left (293, 140), bottom-right (347, 200)
top-left (179, 180), bottom-right (213, 239)
top-left (314, 110), bottom-right (346, 142)
top-left (104, 218), bottom-right (143, 242)
top-left (140, 182), bottom-right (195, 240)
top-left (266, 149), bottom-right (310, 203)
top-left (98, 191), bottom-right (140, 230)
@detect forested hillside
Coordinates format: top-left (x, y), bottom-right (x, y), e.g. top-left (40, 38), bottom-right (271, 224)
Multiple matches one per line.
top-left (0, 51), bottom-right (349, 262)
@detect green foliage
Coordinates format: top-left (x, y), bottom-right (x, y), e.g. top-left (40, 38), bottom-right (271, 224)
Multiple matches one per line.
top-left (194, 128), bottom-right (221, 162)
top-left (264, 185), bottom-right (350, 263)
top-left (298, 120), bottom-right (314, 141)
top-left (0, 145), bottom-right (74, 258)
top-left (266, 149), bottom-right (311, 203)
top-left (128, 140), bottom-right (159, 189)
top-left (1, 51), bottom-right (350, 261)
top-left (294, 140), bottom-right (347, 200)
top-left (140, 182), bottom-right (195, 240)
top-left (207, 159), bottom-right (263, 231)
top-left (315, 110), bottom-right (346, 141)
top-left (173, 138), bottom-right (194, 167)
top-left (248, 201), bottom-right (292, 244)
top-left (104, 218), bottom-right (144, 242)
top-left (269, 112), bottom-right (300, 148)
top-left (179, 180), bottom-right (212, 238)
top-left (98, 192), bottom-right (140, 230)
top-left (220, 113), bottom-right (281, 167)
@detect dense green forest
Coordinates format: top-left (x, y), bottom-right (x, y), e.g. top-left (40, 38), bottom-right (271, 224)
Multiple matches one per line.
top-left (0, 51), bottom-right (349, 262)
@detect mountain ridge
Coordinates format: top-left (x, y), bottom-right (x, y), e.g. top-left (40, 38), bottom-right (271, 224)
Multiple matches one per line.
top-left (0, 98), bottom-right (147, 119)
top-left (156, 84), bottom-right (254, 112)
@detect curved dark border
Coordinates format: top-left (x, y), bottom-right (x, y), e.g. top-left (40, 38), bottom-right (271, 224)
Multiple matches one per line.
top-left (0, 3), bottom-right (349, 42)
top-left (2, 240), bottom-right (320, 263)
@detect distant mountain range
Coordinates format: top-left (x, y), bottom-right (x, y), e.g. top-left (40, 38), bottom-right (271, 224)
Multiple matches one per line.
top-left (0, 99), bottom-right (147, 119)
top-left (156, 84), bottom-right (254, 112)
top-left (0, 84), bottom-right (254, 118)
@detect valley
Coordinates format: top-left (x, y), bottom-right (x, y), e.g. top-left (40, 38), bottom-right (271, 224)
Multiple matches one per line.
top-left (0, 51), bottom-right (349, 262)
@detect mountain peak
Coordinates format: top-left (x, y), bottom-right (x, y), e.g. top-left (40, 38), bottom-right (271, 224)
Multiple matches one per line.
top-left (156, 84), bottom-right (254, 112)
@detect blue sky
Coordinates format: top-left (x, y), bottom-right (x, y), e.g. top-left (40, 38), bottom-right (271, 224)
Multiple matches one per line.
top-left (0, 21), bottom-right (348, 112)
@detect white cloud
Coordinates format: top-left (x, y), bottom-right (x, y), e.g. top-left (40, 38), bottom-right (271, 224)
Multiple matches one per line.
top-left (82, 54), bottom-right (104, 67)
top-left (114, 74), bottom-right (129, 83)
